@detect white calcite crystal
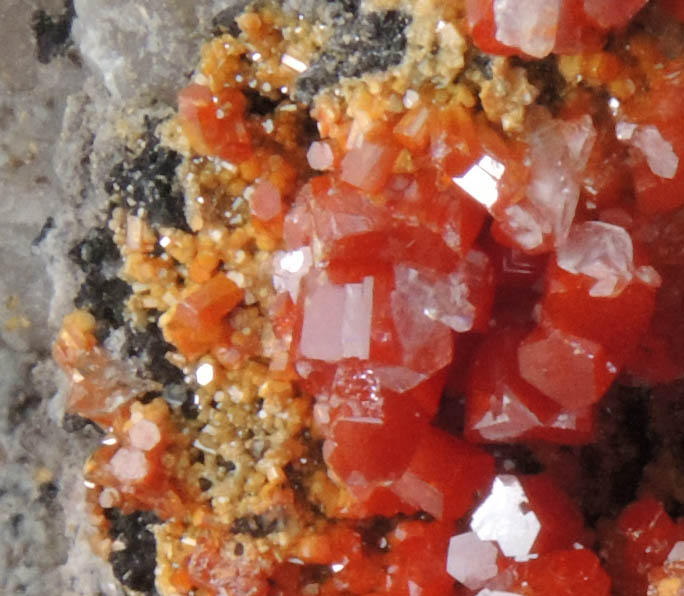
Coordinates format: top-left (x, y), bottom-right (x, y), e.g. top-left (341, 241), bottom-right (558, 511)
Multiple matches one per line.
top-left (493, 0), bottom-right (561, 58)
top-left (616, 122), bottom-right (679, 179)
top-left (476, 590), bottom-right (522, 596)
top-left (472, 391), bottom-right (541, 441)
top-left (446, 531), bottom-right (499, 590)
top-left (273, 247), bottom-right (313, 301)
top-left (300, 274), bottom-right (374, 361)
top-left (666, 541), bottom-right (684, 563)
top-left (470, 475), bottom-right (541, 560)
top-left (556, 221), bottom-right (634, 297)
top-left (453, 155), bottom-right (506, 209)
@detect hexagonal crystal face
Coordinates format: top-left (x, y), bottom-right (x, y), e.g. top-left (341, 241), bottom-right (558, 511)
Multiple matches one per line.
top-left (470, 475), bottom-right (541, 560)
top-left (446, 531), bottom-right (499, 590)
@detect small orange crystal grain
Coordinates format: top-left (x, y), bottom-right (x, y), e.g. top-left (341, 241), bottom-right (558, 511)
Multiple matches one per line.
top-left (54, 309), bottom-right (159, 427)
top-left (61, 349), bottom-right (160, 427)
top-left (53, 309), bottom-right (97, 369)
top-left (177, 83), bottom-right (252, 162)
top-left (164, 273), bottom-right (243, 360)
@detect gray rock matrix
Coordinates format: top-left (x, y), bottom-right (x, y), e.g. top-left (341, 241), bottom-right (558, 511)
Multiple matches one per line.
top-left (0, 1), bottom-right (229, 594)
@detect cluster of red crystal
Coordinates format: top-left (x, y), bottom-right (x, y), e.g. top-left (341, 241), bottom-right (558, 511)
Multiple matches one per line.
top-left (178, 84), bottom-right (252, 163)
top-left (601, 498), bottom-right (684, 596)
top-left (466, 0), bottom-right (648, 58)
top-left (277, 98), bottom-right (662, 466)
top-left (54, 313), bottom-right (203, 547)
top-left (166, 39), bottom-right (684, 587)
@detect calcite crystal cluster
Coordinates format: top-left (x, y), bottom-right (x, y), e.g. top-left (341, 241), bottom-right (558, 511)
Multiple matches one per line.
top-left (55, 0), bottom-right (684, 595)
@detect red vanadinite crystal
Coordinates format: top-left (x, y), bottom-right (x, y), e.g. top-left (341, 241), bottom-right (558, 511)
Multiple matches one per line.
top-left (466, 328), bottom-right (595, 444)
top-left (321, 365), bottom-right (430, 490)
top-left (508, 549), bottom-right (611, 596)
top-left (658, 0), bottom-right (684, 22)
top-left (601, 498), bottom-right (684, 596)
top-left (188, 533), bottom-right (270, 596)
top-left (389, 428), bottom-right (495, 522)
top-left (581, 0), bottom-right (648, 29)
top-left (518, 474), bottom-right (586, 554)
top-left (465, 0), bottom-right (646, 57)
top-left (386, 520), bottom-right (456, 595)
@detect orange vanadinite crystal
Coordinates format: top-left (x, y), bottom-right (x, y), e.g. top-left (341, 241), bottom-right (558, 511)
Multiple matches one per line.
top-left (178, 84), bottom-right (252, 162)
top-left (54, 310), bottom-right (162, 428)
top-left (164, 273), bottom-right (243, 360)
top-left (84, 398), bottom-right (195, 520)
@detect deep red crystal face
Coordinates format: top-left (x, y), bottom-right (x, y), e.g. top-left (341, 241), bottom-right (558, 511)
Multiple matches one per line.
top-left (321, 365), bottom-right (430, 490)
top-left (465, 0), bottom-right (646, 57)
top-left (509, 548), bottom-right (612, 596)
top-left (659, 0), bottom-right (684, 22)
top-left (466, 328), bottom-right (595, 444)
top-left (517, 324), bottom-right (616, 410)
top-left (601, 498), bottom-right (684, 596)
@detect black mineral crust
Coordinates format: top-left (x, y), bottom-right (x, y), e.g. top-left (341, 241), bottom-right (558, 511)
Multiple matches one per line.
top-left (580, 385), bottom-right (653, 524)
top-left (105, 123), bottom-right (190, 232)
top-left (231, 513), bottom-right (283, 537)
top-left (68, 225), bottom-right (131, 341)
top-left (69, 226), bottom-right (121, 273)
top-left (296, 10), bottom-right (411, 102)
top-left (73, 272), bottom-right (131, 339)
top-left (124, 320), bottom-right (184, 386)
top-left (212, 0), bottom-right (253, 37)
top-left (31, 0), bottom-right (76, 64)
top-left (105, 509), bottom-right (161, 595)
